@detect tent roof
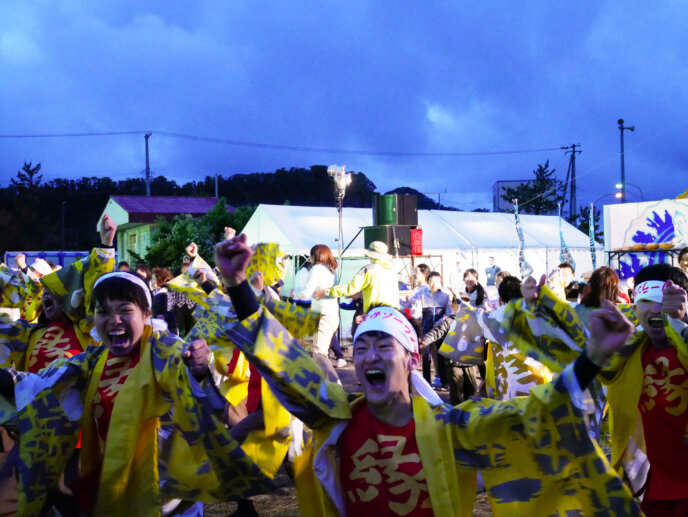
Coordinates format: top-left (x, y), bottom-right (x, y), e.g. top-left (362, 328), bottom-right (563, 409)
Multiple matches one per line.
top-left (242, 204), bottom-right (601, 255)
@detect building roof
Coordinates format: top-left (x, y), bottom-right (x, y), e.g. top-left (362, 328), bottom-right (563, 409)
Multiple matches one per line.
top-left (109, 196), bottom-right (233, 224)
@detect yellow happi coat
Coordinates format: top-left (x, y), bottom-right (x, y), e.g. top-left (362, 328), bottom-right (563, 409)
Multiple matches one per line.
top-left (167, 248), bottom-right (319, 478)
top-left (0, 247), bottom-right (115, 369)
top-left (599, 315), bottom-right (688, 491)
top-left (224, 306), bottom-right (642, 516)
top-left (0, 326), bottom-right (274, 516)
top-left (439, 304), bottom-right (553, 399)
top-left (0, 263), bottom-right (43, 322)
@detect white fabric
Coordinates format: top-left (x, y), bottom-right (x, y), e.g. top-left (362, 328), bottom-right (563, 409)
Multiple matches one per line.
top-left (634, 280), bottom-right (666, 303)
top-left (313, 312), bottom-right (339, 355)
top-left (30, 258), bottom-right (52, 276)
top-left (354, 306), bottom-right (419, 353)
top-left (94, 271), bottom-right (152, 308)
top-left (294, 263), bottom-right (338, 315)
top-left (292, 266), bottom-right (310, 300)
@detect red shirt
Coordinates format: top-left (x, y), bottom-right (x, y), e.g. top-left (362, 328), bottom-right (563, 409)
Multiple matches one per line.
top-left (91, 348), bottom-right (141, 441)
top-left (340, 403), bottom-right (433, 516)
top-left (28, 321), bottom-right (83, 373)
top-left (639, 345), bottom-right (688, 500)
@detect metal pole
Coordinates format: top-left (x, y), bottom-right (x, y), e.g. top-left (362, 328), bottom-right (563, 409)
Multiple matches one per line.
top-left (338, 197), bottom-right (343, 282)
top-left (570, 144), bottom-right (577, 220)
top-left (215, 173), bottom-right (219, 198)
top-left (61, 201), bottom-right (66, 250)
top-left (145, 133), bottom-right (152, 196)
top-left (618, 119), bottom-right (626, 203)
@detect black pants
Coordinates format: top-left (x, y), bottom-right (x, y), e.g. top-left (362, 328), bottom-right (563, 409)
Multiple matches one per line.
top-left (447, 364), bottom-right (479, 405)
top-left (422, 342), bottom-right (448, 386)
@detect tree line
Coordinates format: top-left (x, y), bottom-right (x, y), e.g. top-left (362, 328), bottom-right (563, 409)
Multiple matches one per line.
top-left (1, 160), bottom-right (599, 262)
top-left (0, 163), bottom-right (446, 256)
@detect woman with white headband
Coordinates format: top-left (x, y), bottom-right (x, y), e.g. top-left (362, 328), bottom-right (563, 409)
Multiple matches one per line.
top-left (0, 268), bottom-right (275, 516)
top-left (216, 234), bottom-right (641, 516)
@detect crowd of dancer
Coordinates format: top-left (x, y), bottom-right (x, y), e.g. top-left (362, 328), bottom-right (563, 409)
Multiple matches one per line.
top-left (0, 214), bottom-right (686, 516)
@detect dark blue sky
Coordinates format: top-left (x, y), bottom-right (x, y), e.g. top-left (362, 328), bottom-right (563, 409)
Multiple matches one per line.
top-left (1, 2), bottom-right (686, 211)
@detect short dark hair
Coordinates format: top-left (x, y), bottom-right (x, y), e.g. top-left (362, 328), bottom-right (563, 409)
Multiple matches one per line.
top-left (498, 276), bottom-right (522, 303)
top-left (635, 263), bottom-right (688, 292)
top-left (93, 272), bottom-right (151, 311)
top-left (463, 268), bottom-right (478, 279)
top-left (427, 271), bottom-right (441, 282)
top-left (558, 262), bottom-right (574, 273)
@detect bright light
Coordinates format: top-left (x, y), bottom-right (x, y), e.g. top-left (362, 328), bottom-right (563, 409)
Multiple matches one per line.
top-left (615, 183), bottom-right (623, 189)
top-left (327, 164), bottom-right (352, 200)
top-left (615, 192), bottom-right (623, 199)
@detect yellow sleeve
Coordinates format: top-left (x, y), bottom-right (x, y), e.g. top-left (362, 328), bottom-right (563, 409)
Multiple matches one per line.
top-left (440, 368), bottom-right (640, 516)
top-left (41, 247), bottom-right (116, 335)
top-left (328, 267), bottom-right (369, 299)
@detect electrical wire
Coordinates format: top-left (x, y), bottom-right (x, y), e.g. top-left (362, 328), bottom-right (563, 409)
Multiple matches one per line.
top-left (0, 129), bottom-right (562, 157)
top-left (155, 131), bottom-right (563, 157)
top-left (0, 130), bottom-right (148, 139)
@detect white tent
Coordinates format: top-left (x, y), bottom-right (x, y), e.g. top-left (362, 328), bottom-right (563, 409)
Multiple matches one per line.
top-left (242, 204), bottom-right (604, 288)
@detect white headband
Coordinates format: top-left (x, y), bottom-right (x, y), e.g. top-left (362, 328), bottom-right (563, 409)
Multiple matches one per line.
top-left (94, 272), bottom-right (152, 309)
top-left (30, 258), bottom-right (53, 276)
top-left (354, 306), bottom-right (419, 353)
top-left (634, 280), bottom-right (665, 303)
top-left (353, 306), bottom-right (443, 406)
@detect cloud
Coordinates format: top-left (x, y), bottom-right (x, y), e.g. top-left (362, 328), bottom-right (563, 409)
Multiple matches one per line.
top-left (0, 1), bottom-right (685, 208)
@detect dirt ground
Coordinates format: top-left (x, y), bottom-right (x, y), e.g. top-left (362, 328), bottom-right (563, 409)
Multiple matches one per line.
top-left (206, 345), bottom-right (494, 516)
top-left (205, 492), bottom-right (492, 516)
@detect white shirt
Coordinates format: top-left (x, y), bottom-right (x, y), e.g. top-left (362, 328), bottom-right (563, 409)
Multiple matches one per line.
top-left (293, 263), bottom-right (338, 315)
top-left (293, 266), bottom-right (311, 298)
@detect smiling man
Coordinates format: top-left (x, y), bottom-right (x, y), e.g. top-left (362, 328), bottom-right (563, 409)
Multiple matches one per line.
top-left (218, 234), bottom-right (641, 516)
top-left (599, 263), bottom-right (688, 516)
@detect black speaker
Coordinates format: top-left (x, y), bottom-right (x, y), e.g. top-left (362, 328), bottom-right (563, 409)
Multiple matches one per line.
top-left (398, 194), bottom-right (418, 225)
top-left (363, 225), bottom-right (416, 256)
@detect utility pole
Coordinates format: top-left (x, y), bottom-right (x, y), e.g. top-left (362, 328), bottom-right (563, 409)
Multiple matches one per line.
top-left (562, 144), bottom-right (582, 221)
top-left (424, 189), bottom-right (447, 208)
top-left (617, 119), bottom-right (634, 203)
top-left (215, 173), bottom-right (219, 198)
top-left (145, 133), bottom-right (152, 196)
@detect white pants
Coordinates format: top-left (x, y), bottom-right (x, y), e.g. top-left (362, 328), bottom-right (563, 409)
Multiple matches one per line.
top-left (312, 313), bottom-right (341, 383)
top-left (313, 312), bottom-right (339, 355)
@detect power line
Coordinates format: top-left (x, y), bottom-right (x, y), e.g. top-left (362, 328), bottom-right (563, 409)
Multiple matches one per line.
top-left (155, 131), bottom-right (563, 157)
top-left (0, 129), bottom-right (563, 158)
top-left (0, 130), bottom-right (148, 139)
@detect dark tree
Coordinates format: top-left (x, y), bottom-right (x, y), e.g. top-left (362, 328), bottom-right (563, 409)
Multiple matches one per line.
top-left (11, 161), bottom-right (43, 190)
top-left (501, 160), bottom-right (564, 215)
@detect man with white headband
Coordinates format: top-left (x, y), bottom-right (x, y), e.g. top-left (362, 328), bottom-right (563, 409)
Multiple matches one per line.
top-left (217, 234), bottom-right (641, 516)
top-left (597, 263), bottom-right (688, 516)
